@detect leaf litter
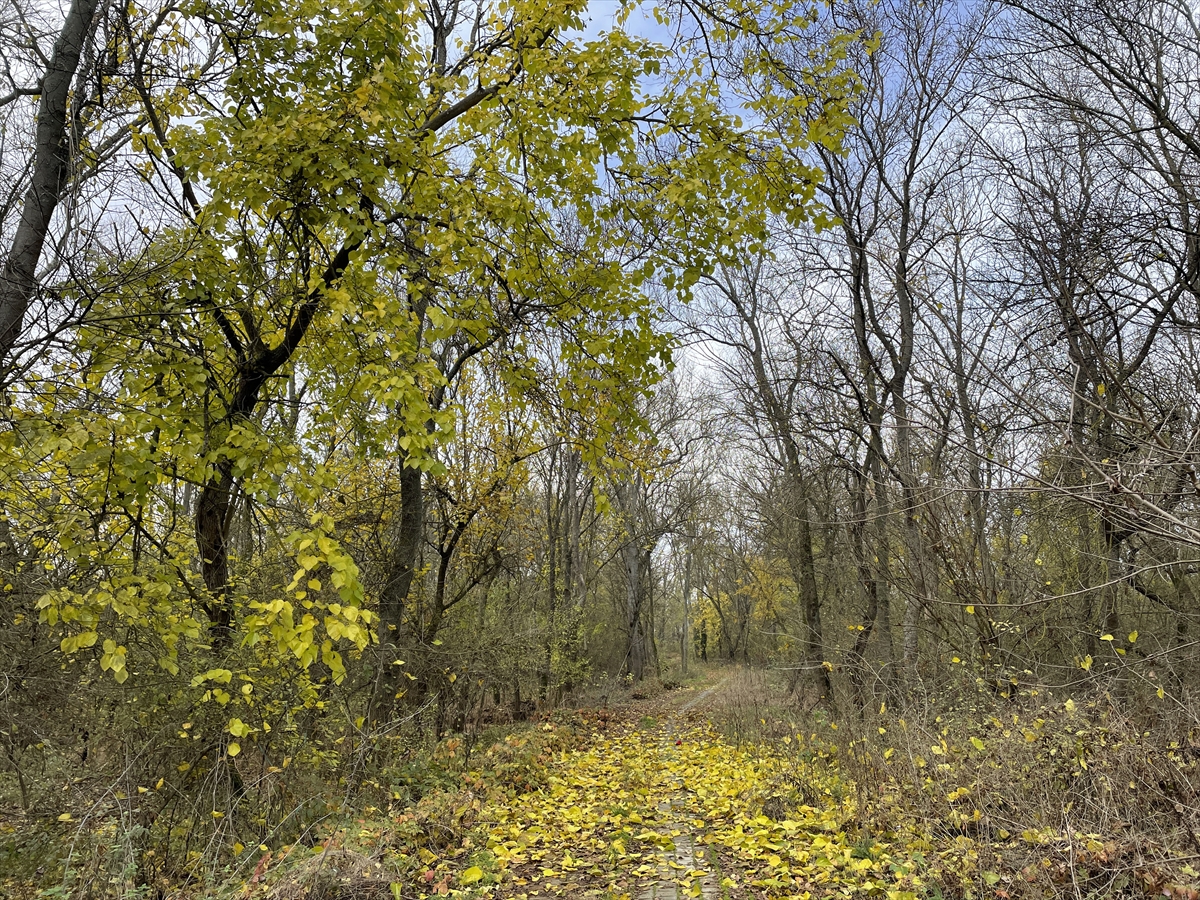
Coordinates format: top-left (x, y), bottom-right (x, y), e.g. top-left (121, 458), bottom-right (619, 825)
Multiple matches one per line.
top-left (451, 711), bottom-right (934, 900)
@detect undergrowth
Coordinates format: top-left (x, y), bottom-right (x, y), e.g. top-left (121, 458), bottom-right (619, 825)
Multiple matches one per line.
top-left (0, 706), bottom-right (539, 899)
top-left (0, 674), bottom-right (678, 900)
top-left (708, 668), bottom-right (1200, 900)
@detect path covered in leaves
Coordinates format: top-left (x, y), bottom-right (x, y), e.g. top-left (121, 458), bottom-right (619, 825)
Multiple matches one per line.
top-left (468, 694), bottom-right (930, 900)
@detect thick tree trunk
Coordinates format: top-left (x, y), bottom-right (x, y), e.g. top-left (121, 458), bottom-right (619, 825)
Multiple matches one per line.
top-left (613, 476), bottom-right (656, 682)
top-left (195, 463), bottom-right (237, 646)
top-left (848, 478), bottom-right (877, 712)
top-left (372, 462), bottom-right (424, 718)
top-left (558, 448), bottom-right (585, 695)
top-left (893, 395), bottom-right (929, 677)
top-left (379, 463), bottom-right (424, 641)
top-left (1099, 523), bottom-right (1123, 644)
top-left (845, 227), bottom-right (896, 684)
top-left (191, 241), bottom-right (357, 646)
top-left (873, 493), bottom-right (894, 668)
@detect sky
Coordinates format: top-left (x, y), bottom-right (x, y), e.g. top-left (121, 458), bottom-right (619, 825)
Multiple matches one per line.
top-left (577, 0), bottom-right (678, 44)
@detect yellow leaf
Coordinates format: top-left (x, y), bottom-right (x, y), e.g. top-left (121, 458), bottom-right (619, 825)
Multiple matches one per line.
top-left (1127, 630), bottom-right (1138, 643)
top-left (1064, 699), bottom-right (1076, 712)
top-left (965, 605), bottom-right (975, 615)
top-left (461, 866), bottom-right (483, 885)
top-left (228, 742), bottom-right (241, 757)
top-left (1100, 634), bottom-right (1114, 642)
top-left (57, 813), bottom-right (73, 822)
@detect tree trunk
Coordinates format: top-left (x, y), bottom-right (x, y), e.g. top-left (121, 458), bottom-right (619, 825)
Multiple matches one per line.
top-left (621, 540), bottom-right (648, 681)
top-left (373, 461), bottom-right (424, 718)
top-left (791, 474), bottom-right (831, 704)
top-left (644, 546), bottom-right (658, 677)
top-left (560, 448), bottom-right (586, 695)
top-left (0, 0), bottom-right (101, 371)
top-left (847, 469), bottom-right (880, 712)
top-left (541, 446), bottom-right (562, 700)
top-left (195, 463), bottom-right (237, 646)
top-left (679, 537), bottom-right (693, 676)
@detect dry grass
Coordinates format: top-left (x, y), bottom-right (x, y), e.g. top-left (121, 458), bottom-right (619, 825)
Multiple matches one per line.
top-left (264, 850), bottom-right (397, 900)
top-left (705, 666), bottom-right (1200, 899)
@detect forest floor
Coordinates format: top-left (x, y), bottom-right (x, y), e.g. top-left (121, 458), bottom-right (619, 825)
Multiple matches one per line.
top-left (460, 677), bottom-right (936, 900)
top-left (262, 669), bottom-right (1200, 900)
top-left (256, 673), bottom-right (987, 900)
top-left (8, 668), bottom-right (1200, 900)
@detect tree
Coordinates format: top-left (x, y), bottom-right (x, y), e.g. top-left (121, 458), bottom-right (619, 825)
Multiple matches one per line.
top-left (984, 0), bottom-right (1200, 668)
top-left (693, 256), bottom-right (832, 702)
top-left (0, 0), bottom-right (105, 373)
top-left (6, 0), bottom-right (860, 720)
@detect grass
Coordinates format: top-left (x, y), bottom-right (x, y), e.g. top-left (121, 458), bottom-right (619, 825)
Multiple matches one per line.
top-left (704, 668), bottom-right (1200, 900)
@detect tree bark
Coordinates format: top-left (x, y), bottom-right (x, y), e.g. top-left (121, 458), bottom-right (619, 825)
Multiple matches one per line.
top-left (372, 460), bottom-right (424, 717)
top-left (621, 538), bottom-right (649, 681)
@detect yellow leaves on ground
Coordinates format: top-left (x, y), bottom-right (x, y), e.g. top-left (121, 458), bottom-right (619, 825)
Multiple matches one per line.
top-left (438, 719), bottom-right (939, 900)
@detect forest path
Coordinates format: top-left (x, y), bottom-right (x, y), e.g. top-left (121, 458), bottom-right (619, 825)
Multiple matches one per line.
top-left (633, 680), bottom-right (728, 900)
top-left (478, 678), bottom-right (738, 900)
top-left (466, 675), bottom-right (921, 900)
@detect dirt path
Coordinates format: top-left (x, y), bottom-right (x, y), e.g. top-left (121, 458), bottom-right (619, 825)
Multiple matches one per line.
top-left (464, 676), bottom-right (926, 900)
top-left (635, 680), bottom-right (729, 900)
top-left (677, 677), bottom-right (728, 713)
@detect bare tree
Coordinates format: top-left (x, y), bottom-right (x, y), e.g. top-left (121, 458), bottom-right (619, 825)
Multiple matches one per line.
top-left (983, 0), bottom-right (1200, 667)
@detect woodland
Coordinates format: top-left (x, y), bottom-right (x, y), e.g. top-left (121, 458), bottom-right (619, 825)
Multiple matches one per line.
top-left (1, 0), bottom-right (1199, 897)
